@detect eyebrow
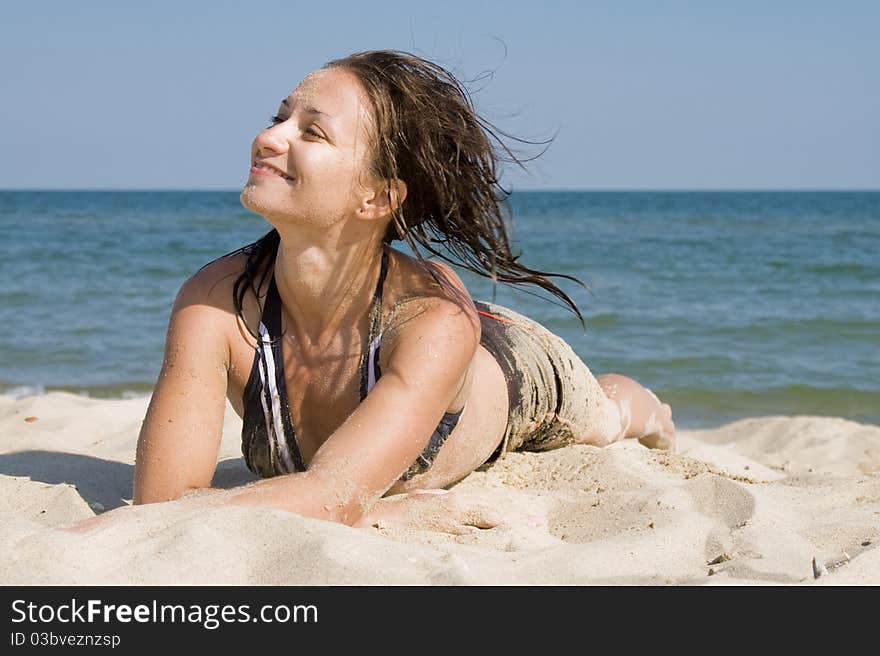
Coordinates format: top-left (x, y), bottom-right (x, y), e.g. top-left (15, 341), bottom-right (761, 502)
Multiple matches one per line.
top-left (280, 98), bottom-right (333, 120)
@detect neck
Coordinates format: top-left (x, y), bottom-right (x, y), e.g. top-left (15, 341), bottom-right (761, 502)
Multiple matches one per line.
top-left (271, 227), bottom-right (386, 349)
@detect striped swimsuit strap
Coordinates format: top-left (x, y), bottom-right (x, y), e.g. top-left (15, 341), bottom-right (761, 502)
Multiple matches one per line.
top-left (242, 246), bottom-right (467, 481)
top-left (245, 248), bottom-right (390, 475)
top-left (358, 246), bottom-right (390, 400)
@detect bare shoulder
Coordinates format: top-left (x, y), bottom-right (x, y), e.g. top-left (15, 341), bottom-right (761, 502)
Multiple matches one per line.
top-left (164, 252), bottom-right (258, 370)
top-left (177, 252), bottom-right (250, 312)
top-left (383, 247), bottom-right (480, 350)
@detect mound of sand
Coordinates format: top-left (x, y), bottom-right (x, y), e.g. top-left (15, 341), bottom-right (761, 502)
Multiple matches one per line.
top-left (1, 392), bottom-right (877, 585)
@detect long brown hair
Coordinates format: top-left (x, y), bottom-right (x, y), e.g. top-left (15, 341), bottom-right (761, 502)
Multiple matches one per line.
top-left (229, 49), bottom-right (587, 339)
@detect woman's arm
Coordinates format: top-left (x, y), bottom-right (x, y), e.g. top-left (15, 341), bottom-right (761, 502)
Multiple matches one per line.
top-left (224, 293), bottom-right (481, 526)
top-left (133, 266), bottom-right (232, 504)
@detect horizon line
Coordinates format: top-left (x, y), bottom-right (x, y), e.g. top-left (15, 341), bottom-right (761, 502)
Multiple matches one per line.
top-left (2, 187), bottom-right (879, 193)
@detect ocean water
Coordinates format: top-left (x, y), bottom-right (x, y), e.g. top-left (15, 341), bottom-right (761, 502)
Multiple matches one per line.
top-left (1, 190), bottom-right (878, 429)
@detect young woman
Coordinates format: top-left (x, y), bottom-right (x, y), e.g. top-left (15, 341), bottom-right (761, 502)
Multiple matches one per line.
top-left (131, 50), bottom-right (675, 530)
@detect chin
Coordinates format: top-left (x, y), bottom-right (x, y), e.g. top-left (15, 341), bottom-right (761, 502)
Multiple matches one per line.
top-left (239, 186), bottom-right (315, 232)
top-left (239, 183), bottom-right (259, 210)
top-left (239, 184), bottom-right (290, 224)
top-left (240, 184), bottom-right (345, 231)
top-left (241, 181), bottom-right (281, 207)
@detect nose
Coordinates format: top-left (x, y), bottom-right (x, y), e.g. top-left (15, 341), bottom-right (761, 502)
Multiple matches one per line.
top-left (253, 123), bottom-right (290, 157)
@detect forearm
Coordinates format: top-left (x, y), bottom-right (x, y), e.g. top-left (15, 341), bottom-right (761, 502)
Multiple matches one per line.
top-left (225, 470), bottom-right (366, 526)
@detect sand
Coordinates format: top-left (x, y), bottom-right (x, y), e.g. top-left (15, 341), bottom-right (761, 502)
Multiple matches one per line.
top-left (1, 391), bottom-right (878, 585)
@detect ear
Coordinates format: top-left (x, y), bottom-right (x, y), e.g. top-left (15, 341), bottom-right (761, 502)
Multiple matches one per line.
top-left (357, 178), bottom-right (408, 222)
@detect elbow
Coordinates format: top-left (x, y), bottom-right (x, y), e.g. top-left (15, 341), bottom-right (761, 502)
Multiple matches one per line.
top-left (132, 489), bottom-right (178, 506)
top-left (133, 453), bottom-right (216, 506)
top-left (132, 491), bottom-right (168, 506)
top-left (133, 476), bottom-right (207, 506)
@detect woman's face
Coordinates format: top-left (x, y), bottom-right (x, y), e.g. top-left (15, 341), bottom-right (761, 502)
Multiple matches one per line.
top-left (240, 66), bottom-right (379, 231)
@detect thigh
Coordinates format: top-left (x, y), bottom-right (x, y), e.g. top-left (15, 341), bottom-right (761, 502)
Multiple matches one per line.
top-left (474, 301), bottom-right (620, 454)
top-left (530, 327), bottom-right (621, 449)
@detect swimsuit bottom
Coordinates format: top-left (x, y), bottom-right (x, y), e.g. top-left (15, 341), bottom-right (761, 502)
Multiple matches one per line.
top-left (474, 300), bottom-right (621, 464)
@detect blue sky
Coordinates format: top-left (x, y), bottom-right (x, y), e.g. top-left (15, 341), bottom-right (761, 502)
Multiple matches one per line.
top-left (1, 1), bottom-right (877, 190)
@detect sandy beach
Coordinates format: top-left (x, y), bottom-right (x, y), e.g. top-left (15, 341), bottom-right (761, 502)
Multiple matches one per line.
top-left (0, 391), bottom-right (877, 585)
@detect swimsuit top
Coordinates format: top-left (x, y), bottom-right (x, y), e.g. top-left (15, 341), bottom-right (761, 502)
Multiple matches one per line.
top-left (241, 247), bottom-right (466, 483)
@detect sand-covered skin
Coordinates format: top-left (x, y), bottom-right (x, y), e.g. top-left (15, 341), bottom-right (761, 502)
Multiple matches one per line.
top-left (0, 392), bottom-right (878, 585)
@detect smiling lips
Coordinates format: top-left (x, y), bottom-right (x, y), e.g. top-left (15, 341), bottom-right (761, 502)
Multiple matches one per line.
top-left (251, 162), bottom-right (293, 181)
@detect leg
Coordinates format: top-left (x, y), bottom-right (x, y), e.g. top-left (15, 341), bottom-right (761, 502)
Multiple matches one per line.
top-left (595, 373), bottom-right (676, 451)
top-left (471, 299), bottom-right (675, 454)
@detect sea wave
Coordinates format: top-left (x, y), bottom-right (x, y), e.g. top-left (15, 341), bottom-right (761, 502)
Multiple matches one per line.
top-left (0, 381), bottom-right (153, 400)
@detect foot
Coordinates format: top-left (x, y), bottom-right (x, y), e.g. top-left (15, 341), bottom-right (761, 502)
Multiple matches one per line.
top-left (637, 400), bottom-right (676, 452)
top-left (597, 374), bottom-right (677, 452)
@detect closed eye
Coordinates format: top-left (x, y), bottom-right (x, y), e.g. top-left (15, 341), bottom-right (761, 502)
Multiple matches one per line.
top-left (267, 115), bottom-right (323, 138)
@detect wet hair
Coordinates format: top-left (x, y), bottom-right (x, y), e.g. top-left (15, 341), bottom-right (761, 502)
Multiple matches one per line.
top-left (228, 49), bottom-right (588, 339)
